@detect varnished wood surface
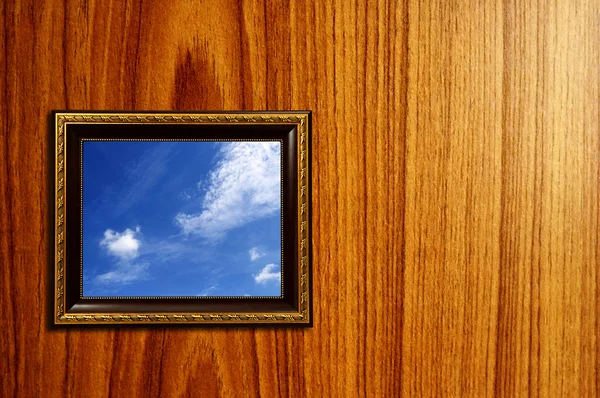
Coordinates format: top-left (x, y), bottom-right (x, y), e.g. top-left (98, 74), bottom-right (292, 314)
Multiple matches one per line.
top-left (1, 0), bottom-right (598, 396)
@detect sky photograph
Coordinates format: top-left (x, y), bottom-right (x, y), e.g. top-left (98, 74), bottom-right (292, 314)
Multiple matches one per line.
top-left (81, 140), bottom-right (283, 298)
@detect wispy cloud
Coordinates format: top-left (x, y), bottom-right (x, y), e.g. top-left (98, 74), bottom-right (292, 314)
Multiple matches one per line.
top-left (95, 226), bottom-right (147, 285)
top-left (249, 247), bottom-right (265, 261)
top-left (178, 181), bottom-right (204, 202)
top-left (95, 262), bottom-right (148, 285)
top-left (179, 191), bottom-right (192, 201)
top-left (197, 284), bottom-right (219, 296)
top-left (174, 142), bottom-right (281, 240)
top-left (114, 143), bottom-right (175, 215)
top-left (253, 263), bottom-right (281, 284)
top-left (86, 142), bottom-right (175, 217)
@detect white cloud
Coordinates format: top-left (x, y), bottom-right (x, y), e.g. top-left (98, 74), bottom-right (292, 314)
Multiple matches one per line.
top-left (95, 226), bottom-right (147, 285)
top-left (253, 263), bottom-right (281, 284)
top-left (100, 226), bottom-right (141, 261)
top-left (175, 142), bottom-right (281, 239)
top-left (249, 247), bottom-right (265, 261)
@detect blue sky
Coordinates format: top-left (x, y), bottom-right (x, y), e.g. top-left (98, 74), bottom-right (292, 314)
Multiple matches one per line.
top-left (81, 140), bottom-right (283, 297)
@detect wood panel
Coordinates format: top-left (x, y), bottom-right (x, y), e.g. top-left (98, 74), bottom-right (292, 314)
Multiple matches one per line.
top-left (0, 0), bottom-right (598, 396)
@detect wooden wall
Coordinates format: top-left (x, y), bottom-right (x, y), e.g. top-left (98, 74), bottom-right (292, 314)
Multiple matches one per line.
top-left (1, 0), bottom-right (598, 396)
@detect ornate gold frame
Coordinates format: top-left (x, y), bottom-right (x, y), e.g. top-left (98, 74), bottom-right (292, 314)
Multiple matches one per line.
top-left (54, 111), bottom-right (311, 325)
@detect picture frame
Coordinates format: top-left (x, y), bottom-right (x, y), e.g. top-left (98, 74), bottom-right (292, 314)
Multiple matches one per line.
top-left (53, 111), bottom-right (312, 326)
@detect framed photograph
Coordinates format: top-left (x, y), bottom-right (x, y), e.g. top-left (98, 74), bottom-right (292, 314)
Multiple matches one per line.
top-left (53, 111), bottom-right (312, 326)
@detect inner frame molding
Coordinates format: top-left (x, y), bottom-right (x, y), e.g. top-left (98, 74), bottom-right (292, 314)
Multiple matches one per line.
top-left (53, 111), bottom-right (312, 326)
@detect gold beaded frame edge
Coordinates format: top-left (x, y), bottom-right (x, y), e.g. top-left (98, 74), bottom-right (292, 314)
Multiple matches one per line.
top-left (53, 112), bottom-right (311, 325)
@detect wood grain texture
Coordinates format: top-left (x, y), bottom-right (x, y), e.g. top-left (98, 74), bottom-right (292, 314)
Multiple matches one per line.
top-left (1, 0), bottom-right (598, 396)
